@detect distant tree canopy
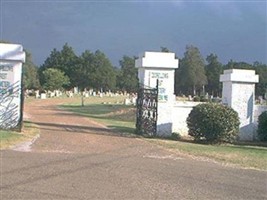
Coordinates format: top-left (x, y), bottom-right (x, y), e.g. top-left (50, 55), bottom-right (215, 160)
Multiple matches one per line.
top-left (116, 56), bottom-right (138, 93)
top-left (3, 41), bottom-right (265, 96)
top-left (175, 45), bottom-right (207, 96)
top-left (39, 43), bottom-right (116, 91)
top-left (23, 51), bottom-right (40, 89)
top-left (175, 48), bottom-right (267, 98)
top-left (205, 54), bottom-right (223, 97)
top-left (42, 68), bottom-right (70, 91)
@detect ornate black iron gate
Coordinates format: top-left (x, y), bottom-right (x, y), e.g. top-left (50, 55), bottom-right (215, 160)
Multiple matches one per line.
top-left (135, 81), bottom-right (158, 136)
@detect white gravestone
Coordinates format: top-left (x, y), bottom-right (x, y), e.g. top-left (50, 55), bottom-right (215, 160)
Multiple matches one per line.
top-left (220, 69), bottom-right (259, 141)
top-left (0, 43), bottom-right (25, 129)
top-left (135, 51), bottom-right (179, 136)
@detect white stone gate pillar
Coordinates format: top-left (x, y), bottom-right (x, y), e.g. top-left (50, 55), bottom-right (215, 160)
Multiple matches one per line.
top-left (0, 43), bottom-right (26, 129)
top-left (220, 69), bottom-right (259, 141)
top-left (135, 51), bottom-right (179, 136)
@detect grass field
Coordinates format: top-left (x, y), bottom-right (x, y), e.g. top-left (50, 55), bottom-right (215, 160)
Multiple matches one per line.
top-left (60, 96), bottom-right (267, 170)
top-left (60, 96), bottom-right (137, 135)
top-left (0, 121), bottom-right (39, 150)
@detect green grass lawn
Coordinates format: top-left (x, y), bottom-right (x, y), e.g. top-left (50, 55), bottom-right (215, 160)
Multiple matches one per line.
top-left (60, 96), bottom-right (267, 170)
top-left (0, 122), bottom-right (39, 150)
top-left (148, 139), bottom-right (267, 170)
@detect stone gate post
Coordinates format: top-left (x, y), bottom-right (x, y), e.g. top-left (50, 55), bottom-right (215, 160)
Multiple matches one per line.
top-left (220, 69), bottom-right (259, 140)
top-left (135, 51), bottom-right (179, 136)
top-left (0, 43), bottom-right (26, 130)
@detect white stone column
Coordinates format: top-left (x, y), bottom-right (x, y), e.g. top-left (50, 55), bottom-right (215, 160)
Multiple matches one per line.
top-left (135, 51), bottom-right (179, 136)
top-left (220, 69), bottom-right (259, 141)
top-left (0, 43), bottom-right (26, 129)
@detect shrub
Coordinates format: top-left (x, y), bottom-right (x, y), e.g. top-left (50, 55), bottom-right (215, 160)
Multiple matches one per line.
top-left (171, 132), bottom-right (181, 140)
top-left (258, 111), bottom-right (267, 141)
top-left (193, 96), bottom-right (200, 102)
top-left (200, 95), bottom-right (209, 102)
top-left (187, 103), bottom-right (240, 143)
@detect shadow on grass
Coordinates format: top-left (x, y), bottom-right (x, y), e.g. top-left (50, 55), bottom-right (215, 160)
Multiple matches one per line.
top-left (60, 104), bottom-right (136, 122)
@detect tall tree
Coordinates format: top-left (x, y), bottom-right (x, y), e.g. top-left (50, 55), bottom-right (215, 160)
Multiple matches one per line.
top-left (224, 60), bottom-right (253, 70)
top-left (75, 50), bottom-right (94, 90)
top-left (42, 68), bottom-right (70, 91)
top-left (39, 43), bottom-right (78, 88)
top-left (89, 50), bottom-right (116, 91)
top-left (175, 45), bottom-right (207, 96)
top-left (205, 54), bottom-right (223, 97)
top-left (160, 47), bottom-right (170, 52)
top-left (23, 51), bottom-right (40, 89)
top-left (254, 62), bottom-right (267, 98)
top-left (117, 56), bottom-right (138, 92)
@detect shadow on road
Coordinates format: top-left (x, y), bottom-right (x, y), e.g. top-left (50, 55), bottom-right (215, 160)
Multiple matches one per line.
top-left (30, 121), bottom-right (138, 139)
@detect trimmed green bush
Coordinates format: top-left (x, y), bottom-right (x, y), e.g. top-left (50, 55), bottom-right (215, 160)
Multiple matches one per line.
top-left (187, 103), bottom-right (240, 143)
top-left (258, 111), bottom-right (267, 141)
top-left (193, 96), bottom-right (200, 102)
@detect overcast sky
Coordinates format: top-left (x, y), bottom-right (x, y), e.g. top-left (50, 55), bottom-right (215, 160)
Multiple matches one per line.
top-left (1, 0), bottom-right (266, 66)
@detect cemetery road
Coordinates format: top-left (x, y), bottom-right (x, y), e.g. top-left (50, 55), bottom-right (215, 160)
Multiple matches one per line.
top-left (1, 98), bottom-right (267, 200)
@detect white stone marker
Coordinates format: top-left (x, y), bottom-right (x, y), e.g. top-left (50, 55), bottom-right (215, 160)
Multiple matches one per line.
top-left (135, 51), bottom-right (179, 136)
top-left (220, 69), bottom-right (259, 141)
top-left (0, 43), bottom-right (26, 129)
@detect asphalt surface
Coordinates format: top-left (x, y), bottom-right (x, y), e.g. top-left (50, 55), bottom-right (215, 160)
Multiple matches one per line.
top-left (1, 98), bottom-right (267, 200)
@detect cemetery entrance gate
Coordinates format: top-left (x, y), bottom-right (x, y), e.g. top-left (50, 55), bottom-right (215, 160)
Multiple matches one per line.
top-left (136, 81), bottom-right (158, 137)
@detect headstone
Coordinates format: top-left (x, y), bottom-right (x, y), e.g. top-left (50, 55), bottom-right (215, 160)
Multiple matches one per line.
top-left (40, 93), bottom-right (46, 99)
top-left (35, 90), bottom-right (40, 99)
top-left (0, 43), bottom-right (26, 129)
top-left (73, 87), bottom-right (79, 94)
top-left (124, 98), bottom-right (131, 105)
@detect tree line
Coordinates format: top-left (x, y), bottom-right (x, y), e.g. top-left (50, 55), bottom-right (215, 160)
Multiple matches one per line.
top-left (23, 43), bottom-right (267, 97)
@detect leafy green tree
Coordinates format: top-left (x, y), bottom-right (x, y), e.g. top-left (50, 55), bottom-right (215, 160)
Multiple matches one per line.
top-left (23, 51), bottom-right (40, 89)
top-left (224, 60), bottom-right (253, 70)
top-left (175, 45), bottom-right (207, 96)
top-left (254, 62), bottom-right (267, 98)
top-left (39, 43), bottom-right (78, 88)
top-left (160, 47), bottom-right (170, 52)
top-left (89, 50), bottom-right (116, 91)
top-left (205, 54), bottom-right (223, 97)
top-left (42, 68), bottom-right (70, 91)
top-left (74, 50), bottom-right (93, 90)
top-left (117, 56), bottom-right (138, 92)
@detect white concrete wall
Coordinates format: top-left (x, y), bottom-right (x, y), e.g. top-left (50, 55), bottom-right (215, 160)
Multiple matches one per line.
top-left (157, 102), bottom-right (173, 137)
top-left (172, 102), bottom-right (201, 136)
top-left (170, 101), bottom-right (266, 140)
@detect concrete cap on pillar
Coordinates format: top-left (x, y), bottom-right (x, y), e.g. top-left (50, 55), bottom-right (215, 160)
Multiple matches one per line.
top-left (0, 43), bottom-right (26, 63)
top-left (220, 69), bottom-right (259, 83)
top-left (135, 51), bottom-right (178, 69)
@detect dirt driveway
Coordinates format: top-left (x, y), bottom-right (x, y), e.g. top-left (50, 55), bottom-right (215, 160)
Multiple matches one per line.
top-left (1, 98), bottom-right (266, 200)
top-left (24, 98), bottom-right (158, 154)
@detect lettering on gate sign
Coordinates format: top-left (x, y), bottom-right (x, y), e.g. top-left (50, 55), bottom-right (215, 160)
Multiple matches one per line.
top-left (0, 64), bottom-right (14, 92)
top-left (150, 72), bottom-right (169, 101)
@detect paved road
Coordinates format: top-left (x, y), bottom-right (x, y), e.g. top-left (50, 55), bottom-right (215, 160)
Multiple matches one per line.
top-left (1, 98), bottom-right (267, 199)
